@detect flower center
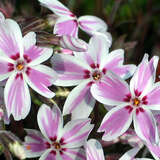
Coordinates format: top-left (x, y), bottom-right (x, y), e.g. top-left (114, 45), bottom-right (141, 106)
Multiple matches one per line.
top-left (16, 62), bottom-right (25, 71)
top-left (92, 71), bottom-right (102, 81)
top-left (132, 98), bottom-right (140, 106)
top-left (53, 142), bottom-right (61, 150)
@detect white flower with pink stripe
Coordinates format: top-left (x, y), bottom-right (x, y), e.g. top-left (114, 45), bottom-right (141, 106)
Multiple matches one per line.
top-left (91, 54), bottom-right (160, 145)
top-left (24, 104), bottom-right (94, 160)
top-left (85, 139), bottom-right (105, 160)
top-left (38, 0), bottom-right (108, 37)
top-left (0, 14), bottom-right (56, 120)
top-left (51, 33), bottom-right (136, 120)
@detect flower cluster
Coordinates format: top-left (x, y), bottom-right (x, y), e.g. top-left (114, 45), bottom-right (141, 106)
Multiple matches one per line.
top-left (0, 0), bottom-right (159, 160)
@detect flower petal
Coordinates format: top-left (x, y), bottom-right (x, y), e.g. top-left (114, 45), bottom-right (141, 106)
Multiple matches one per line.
top-left (24, 65), bottom-right (56, 98)
top-left (38, 0), bottom-right (73, 16)
top-left (37, 104), bottom-right (63, 141)
top-left (63, 80), bottom-right (95, 119)
top-left (0, 12), bottom-right (5, 22)
top-left (98, 104), bottom-right (133, 141)
top-left (78, 16), bottom-right (107, 35)
top-left (0, 57), bottom-right (14, 81)
top-left (147, 143), bottom-right (160, 160)
top-left (130, 54), bottom-right (159, 97)
top-left (4, 73), bottom-right (31, 120)
top-left (24, 129), bottom-right (47, 158)
top-left (62, 118), bottom-right (94, 148)
top-left (54, 17), bottom-right (78, 37)
top-left (0, 19), bottom-right (23, 58)
top-left (101, 49), bottom-right (136, 79)
top-left (23, 32), bottom-right (36, 50)
top-left (133, 109), bottom-right (159, 144)
top-left (91, 72), bottom-right (130, 106)
top-left (60, 35), bottom-right (88, 52)
top-left (119, 147), bottom-right (141, 160)
top-left (51, 54), bottom-right (90, 86)
top-left (61, 148), bottom-right (86, 160)
top-left (86, 33), bottom-right (110, 66)
top-left (86, 139), bottom-right (105, 160)
top-left (25, 45), bottom-right (53, 66)
top-left (144, 82), bottom-right (160, 110)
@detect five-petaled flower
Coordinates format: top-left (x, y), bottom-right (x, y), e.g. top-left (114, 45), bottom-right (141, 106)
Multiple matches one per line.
top-left (38, 0), bottom-right (108, 37)
top-left (0, 13), bottom-right (56, 120)
top-left (51, 33), bottom-right (136, 119)
top-left (24, 104), bottom-right (93, 160)
top-left (91, 54), bottom-right (160, 145)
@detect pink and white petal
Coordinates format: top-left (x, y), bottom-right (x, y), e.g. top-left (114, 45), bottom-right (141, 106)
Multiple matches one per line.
top-left (87, 33), bottom-right (109, 66)
top-left (133, 109), bottom-right (159, 145)
top-left (78, 16), bottom-right (107, 35)
top-left (119, 147), bottom-right (141, 160)
top-left (62, 118), bottom-right (94, 148)
top-left (0, 57), bottom-right (14, 81)
top-left (54, 17), bottom-right (78, 37)
top-left (63, 80), bottom-right (95, 119)
top-left (60, 35), bottom-right (88, 52)
top-left (147, 143), bottom-right (160, 160)
top-left (61, 148), bottom-right (86, 160)
top-left (144, 82), bottom-right (160, 110)
top-left (98, 104), bottom-right (133, 141)
top-left (39, 149), bottom-right (57, 160)
top-left (24, 65), bottom-right (56, 98)
top-left (0, 19), bottom-right (23, 58)
top-left (101, 49), bottom-right (136, 79)
top-left (130, 54), bottom-right (159, 97)
top-left (38, 0), bottom-right (73, 17)
top-left (23, 32), bottom-right (36, 50)
top-left (51, 54), bottom-right (91, 86)
top-left (37, 104), bottom-right (63, 142)
top-left (86, 139), bottom-right (104, 160)
top-left (4, 73), bottom-right (31, 120)
top-left (91, 71), bottom-right (130, 106)
top-left (25, 46), bottom-right (53, 66)
top-left (24, 129), bottom-right (47, 158)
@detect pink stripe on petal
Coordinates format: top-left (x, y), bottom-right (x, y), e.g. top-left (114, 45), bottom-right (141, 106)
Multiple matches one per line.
top-left (62, 119), bottom-right (93, 148)
top-left (133, 109), bottom-right (158, 144)
top-left (4, 73), bottom-right (31, 120)
top-left (25, 65), bottom-right (55, 98)
top-left (99, 105), bottom-right (133, 141)
top-left (54, 19), bottom-right (78, 37)
top-left (37, 104), bottom-right (62, 141)
top-left (91, 72), bottom-right (129, 106)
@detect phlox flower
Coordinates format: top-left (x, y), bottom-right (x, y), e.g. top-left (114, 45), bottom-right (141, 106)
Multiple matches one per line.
top-left (85, 139), bottom-right (105, 160)
top-left (24, 104), bottom-right (93, 160)
top-left (91, 54), bottom-right (160, 144)
top-left (0, 13), bottom-right (56, 120)
top-left (38, 0), bottom-right (108, 37)
top-left (51, 33), bottom-right (136, 119)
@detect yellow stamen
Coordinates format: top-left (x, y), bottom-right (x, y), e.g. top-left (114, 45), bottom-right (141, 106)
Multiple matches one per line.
top-left (133, 98), bottom-right (140, 106)
top-left (53, 142), bottom-right (61, 150)
top-left (16, 63), bottom-right (24, 71)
